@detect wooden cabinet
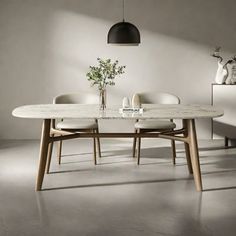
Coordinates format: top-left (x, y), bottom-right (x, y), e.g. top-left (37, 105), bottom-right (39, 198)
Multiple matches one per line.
top-left (211, 84), bottom-right (236, 146)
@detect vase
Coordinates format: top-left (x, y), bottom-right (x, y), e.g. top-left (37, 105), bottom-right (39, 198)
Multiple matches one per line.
top-left (99, 89), bottom-right (106, 110)
top-left (215, 61), bottom-right (228, 84)
top-left (131, 93), bottom-right (141, 108)
top-left (226, 62), bottom-right (236, 84)
top-left (122, 97), bottom-right (130, 108)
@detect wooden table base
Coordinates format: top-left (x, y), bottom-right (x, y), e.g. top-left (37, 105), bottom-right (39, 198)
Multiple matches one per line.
top-left (36, 119), bottom-right (51, 191)
top-left (36, 118), bottom-right (202, 192)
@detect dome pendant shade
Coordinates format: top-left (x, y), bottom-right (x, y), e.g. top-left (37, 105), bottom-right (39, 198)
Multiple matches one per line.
top-left (107, 21), bottom-right (141, 45)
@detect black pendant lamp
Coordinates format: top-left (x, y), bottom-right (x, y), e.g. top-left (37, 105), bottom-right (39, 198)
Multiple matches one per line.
top-left (107, 0), bottom-right (140, 45)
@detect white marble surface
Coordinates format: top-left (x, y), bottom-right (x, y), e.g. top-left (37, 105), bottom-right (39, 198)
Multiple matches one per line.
top-left (12, 104), bottom-right (224, 120)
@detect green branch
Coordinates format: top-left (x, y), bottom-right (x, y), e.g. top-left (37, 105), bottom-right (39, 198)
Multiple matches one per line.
top-left (86, 58), bottom-right (125, 90)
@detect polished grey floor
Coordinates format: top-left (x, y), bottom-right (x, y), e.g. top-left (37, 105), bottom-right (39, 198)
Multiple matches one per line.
top-left (0, 138), bottom-right (236, 236)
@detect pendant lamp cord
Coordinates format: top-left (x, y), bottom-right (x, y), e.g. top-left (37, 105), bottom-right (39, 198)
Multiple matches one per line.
top-left (122, 0), bottom-right (125, 22)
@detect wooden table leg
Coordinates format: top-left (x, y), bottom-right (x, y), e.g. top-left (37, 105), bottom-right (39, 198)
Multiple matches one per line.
top-left (182, 120), bottom-right (193, 174)
top-left (186, 119), bottom-right (203, 191)
top-left (46, 134), bottom-right (54, 174)
top-left (184, 142), bottom-right (193, 174)
top-left (36, 119), bottom-right (51, 191)
top-left (57, 139), bottom-right (62, 164)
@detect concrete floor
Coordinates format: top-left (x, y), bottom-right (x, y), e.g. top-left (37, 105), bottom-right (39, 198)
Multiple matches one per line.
top-left (0, 138), bottom-right (236, 236)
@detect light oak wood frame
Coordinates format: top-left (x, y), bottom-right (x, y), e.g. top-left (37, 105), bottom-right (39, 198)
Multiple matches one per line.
top-left (132, 93), bottom-right (180, 165)
top-left (132, 118), bottom-right (177, 165)
top-left (45, 118), bottom-right (101, 174)
top-left (36, 118), bottom-right (202, 192)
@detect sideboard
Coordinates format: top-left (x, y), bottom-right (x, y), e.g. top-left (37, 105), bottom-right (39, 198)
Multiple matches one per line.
top-left (211, 84), bottom-right (236, 146)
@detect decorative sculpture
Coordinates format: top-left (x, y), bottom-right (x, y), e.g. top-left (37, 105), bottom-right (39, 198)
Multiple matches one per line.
top-left (212, 47), bottom-right (236, 84)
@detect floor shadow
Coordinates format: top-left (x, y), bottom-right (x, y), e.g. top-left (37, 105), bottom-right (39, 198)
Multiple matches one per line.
top-left (176, 145), bottom-right (236, 154)
top-left (61, 153), bottom-right (93, 157)
top-left (58, 147), bottom-right (173, 163)
top-left (48, 168), bottom-right (94, 174)
top-left (61, 148), bottom-right (133, 157)
top-left (51, 146), bottom-right (236, 177)
top-left (199, 158), bottom-right (236, 165)
top-left (61, 149), bottom-right (133, 158)
top-left (203, 186), bottom-right (236, 192)
top-left (96, 160), bottom-right (134, 165)
top-left (139, 161), bottom-right (172, 166)
top-left (201, 169), bottom-right (236, 175)
top-left (202, 155), bottom-right (236, 170)
top-left (42, 177), bottom-right (192, 191)
top-left (199, 146), bottom-right (236, 151)
top-left (60, 159), bottom-right (94, 164)
top-left (137, 147), bottom-right (173, 159)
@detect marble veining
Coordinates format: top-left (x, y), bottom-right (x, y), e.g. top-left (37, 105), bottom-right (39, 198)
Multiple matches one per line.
top-left (12, 104), bottom-right (224, 119)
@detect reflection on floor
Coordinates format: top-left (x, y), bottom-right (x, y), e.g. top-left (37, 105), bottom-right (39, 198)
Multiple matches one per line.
top-left (0, 139), bottom-right (235, 236)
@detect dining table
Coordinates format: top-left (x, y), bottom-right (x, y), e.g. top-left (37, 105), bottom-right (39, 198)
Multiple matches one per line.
top-left (12, 104), bottom-right (224, 192)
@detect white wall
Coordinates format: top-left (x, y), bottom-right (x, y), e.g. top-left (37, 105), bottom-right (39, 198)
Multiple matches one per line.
top-left (0, 0), bottom-right (236, 139)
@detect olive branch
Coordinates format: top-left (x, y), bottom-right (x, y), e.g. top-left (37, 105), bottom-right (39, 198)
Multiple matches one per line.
top-left (86, 58), bottom-right (125, 90)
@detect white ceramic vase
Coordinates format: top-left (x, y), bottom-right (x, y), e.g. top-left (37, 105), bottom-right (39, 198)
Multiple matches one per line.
top-left (122, 97), bottom-right (130, 108)
top-left (215, 61), bottom-right (228, 84)
top-left (131, 93), bottom-right (141, 108)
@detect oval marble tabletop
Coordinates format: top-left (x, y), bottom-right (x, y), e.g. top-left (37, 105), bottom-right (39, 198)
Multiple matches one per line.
top-left (12, 104), bottom-right (224, 120)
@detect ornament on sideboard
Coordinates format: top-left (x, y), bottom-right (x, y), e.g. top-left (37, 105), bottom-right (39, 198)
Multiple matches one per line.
top-left (212, 47), bottom-right (236, 84)
top-left (122, 97), bottom-right (130, 108)
top-left (231, 64), bottom-right (236, 83)
top-left (131, 93), bottom-right (141, 108)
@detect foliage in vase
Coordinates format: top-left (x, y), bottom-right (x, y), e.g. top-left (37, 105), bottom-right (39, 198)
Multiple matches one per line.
top-left (212, 46), bottom-right (236, 67)
top-left (86, 58), bottom-right (125, 91)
